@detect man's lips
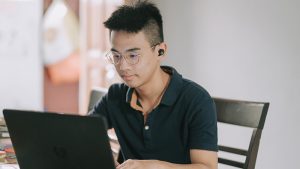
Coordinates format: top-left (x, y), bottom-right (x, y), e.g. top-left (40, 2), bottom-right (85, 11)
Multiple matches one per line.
top-left (121, 74), bottom-right (135, 80)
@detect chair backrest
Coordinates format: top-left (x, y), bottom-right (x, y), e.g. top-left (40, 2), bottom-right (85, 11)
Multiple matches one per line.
top-left (214, 97), bottom-right (269, 169)
top-left (88, 87), bottom-right (108, 112)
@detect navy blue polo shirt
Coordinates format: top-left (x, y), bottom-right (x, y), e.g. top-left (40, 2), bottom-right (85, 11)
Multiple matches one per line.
top-left (90, 66), bottom-right (218, 164)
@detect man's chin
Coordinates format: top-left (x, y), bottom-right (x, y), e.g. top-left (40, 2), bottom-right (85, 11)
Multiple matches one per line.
top-left (123, 81), bottom-right (138, 88)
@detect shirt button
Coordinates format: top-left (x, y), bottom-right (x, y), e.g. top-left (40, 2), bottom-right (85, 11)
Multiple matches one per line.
top-left (144, 125), bottom-right (149, 130)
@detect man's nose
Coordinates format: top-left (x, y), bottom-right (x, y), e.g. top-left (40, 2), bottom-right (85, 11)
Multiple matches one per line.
top-left (119, 56), bottom-right (131, 70)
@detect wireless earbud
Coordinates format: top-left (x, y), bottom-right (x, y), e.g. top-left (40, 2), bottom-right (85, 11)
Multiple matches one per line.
top-left (158, 49), bottom-right (164, 56)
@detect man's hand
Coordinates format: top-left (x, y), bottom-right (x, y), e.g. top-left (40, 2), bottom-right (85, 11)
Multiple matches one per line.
top-left (115, 160), bottom-right (120, 167)
top-left (115, 150), bottom-right (217, 169)
top-left (116, 159), bottom-right (159, 169)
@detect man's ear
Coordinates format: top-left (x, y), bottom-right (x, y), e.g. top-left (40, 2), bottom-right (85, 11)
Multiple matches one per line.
top-left (158, 49), bottom-right (165, 56)
top-left (157, 42), bottom-right (167, 57)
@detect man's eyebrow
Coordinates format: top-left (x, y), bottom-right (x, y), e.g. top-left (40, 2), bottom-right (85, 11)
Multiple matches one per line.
top-left (110, 48), bottom-right (141, 52)
top-left (127, 48), bottom-right (141, 52)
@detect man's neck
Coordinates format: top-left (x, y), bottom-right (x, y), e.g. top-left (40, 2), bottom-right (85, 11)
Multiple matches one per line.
top-left (135, 67), bottom-right (170, 103)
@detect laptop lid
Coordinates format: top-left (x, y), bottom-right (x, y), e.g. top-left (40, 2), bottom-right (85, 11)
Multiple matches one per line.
top-left (3, 109), bottom-right (115, 169)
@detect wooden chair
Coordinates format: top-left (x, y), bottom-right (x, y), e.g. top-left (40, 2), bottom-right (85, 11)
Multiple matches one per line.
top-left (87, 87), bottom-right (108, 112)
top-left (214, 97), bottom-right (269, 169)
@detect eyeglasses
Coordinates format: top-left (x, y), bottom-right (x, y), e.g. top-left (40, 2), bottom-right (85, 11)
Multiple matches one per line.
top-left (105, 43), bottom-right (161, 65)
top-left (105, 50), bottom-right (140, 65)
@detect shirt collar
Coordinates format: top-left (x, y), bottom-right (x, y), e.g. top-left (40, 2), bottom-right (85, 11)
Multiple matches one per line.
top-left (160, 66), bottom-right (183, 106)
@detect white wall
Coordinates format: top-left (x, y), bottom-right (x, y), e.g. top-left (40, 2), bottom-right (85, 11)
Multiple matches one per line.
top-left (154, 0), bottom-right (300, 168)
top-left (0, 0), bottom-right (43, 115)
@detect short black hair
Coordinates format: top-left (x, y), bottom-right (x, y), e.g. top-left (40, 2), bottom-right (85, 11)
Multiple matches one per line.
top-left (104, 0), bottom-right (164, 46)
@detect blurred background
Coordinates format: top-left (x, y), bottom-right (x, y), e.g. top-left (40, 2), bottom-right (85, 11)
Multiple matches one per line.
top-left (0, 0), bottom-right (299, 168)
top-left (0, 0), bottom-right (124, 115)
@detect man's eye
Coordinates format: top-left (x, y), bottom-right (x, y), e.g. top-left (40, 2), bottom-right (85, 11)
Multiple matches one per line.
top-left (129, 54), bottom-right (139, 58)
top-left (113, 54), bottom-right (121, 59)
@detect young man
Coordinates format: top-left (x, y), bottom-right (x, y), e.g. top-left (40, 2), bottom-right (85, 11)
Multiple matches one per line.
top-left (89, 1), bottom-right (218, 169)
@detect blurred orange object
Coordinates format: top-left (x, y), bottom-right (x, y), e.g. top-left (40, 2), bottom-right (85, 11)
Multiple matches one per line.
top-left (46, 51), bottom-right (80, 85)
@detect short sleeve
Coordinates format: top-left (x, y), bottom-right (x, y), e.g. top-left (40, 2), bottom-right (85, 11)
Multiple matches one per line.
top-left (187, 93), bottom-right (218, 151)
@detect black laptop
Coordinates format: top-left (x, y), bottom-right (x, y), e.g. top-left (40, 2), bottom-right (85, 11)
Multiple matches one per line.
top-left (3, 109), bottom-right (115, 169)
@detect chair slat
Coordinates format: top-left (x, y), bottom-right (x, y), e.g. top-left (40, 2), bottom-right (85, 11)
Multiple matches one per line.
top-left (214, 97), bottom-right (269, 128)
top-left (218, 157), bottom-right (244, 168)
top-left (219, 145), bottom-right (248, 156)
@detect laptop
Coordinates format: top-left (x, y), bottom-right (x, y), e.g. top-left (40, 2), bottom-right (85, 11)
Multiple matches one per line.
top-left (3, 109), bottom-right (115, 169)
